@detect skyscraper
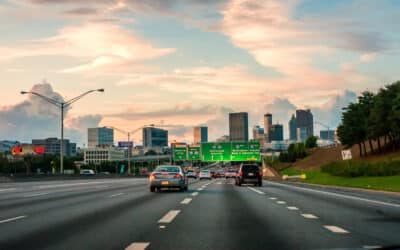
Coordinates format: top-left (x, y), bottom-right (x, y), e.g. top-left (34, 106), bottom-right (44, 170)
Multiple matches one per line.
top-left (229, 112), bottom-right (249, 142)
top-left (296, 109), bottom-right (314, 141)
top-left (252, 125), bottom-right (264, 140)
top-left (289, 114), bottom-right (297, 141)
top-left (193, 126), bottom-right (208, 143)
top-left (264, 113), bottom-right (272, 142)
top-left (270, 124), bottom-right (284, 141)
top-left (88, 127), bottom-right (114, 148)
top-left (142, 127), bottom-right (168, 148)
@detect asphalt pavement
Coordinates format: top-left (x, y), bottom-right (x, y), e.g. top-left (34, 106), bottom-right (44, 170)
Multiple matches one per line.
top-left (0, 178), bottom-right (399, 250)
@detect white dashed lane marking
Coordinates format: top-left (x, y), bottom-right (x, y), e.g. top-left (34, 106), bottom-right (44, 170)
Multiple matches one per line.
top-left (191, 192), bottom-right (199, 196)
top-left (269, 197), bottom-right (277, 200)
top-left (0, 215), bottom-right (27, 224)
top-left (324, 225), bottom-right (349, 234)
top-left (277, 201), bottom-right (286, 204)
top-left (287, 206), bottom-right (299, 210)
top-left (158, 210), bottom-right (180, 224)
top-left (109, 193), bottom-right (124, 198)
top-left (247, 187), bottom-right (265, 195)
top-left (301, 214), bottom-right (318, 219)
top-left (24, 192), bottom-right (50, 198)
top-left (363, 246), bottom-right (382, 249)
top-left (125, 242), bottom-right (150, 250)
top-left (181, 198), bottom-right (192, 204)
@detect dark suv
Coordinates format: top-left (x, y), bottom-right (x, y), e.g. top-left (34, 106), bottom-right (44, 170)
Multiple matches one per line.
top-left (235, 164), bottom-right (263, 187)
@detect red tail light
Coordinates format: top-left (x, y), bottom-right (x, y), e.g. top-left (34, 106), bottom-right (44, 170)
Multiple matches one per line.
top-left (174, 174), bottom-right (182, 179)
top-left (259, 170), bottom-right (263, 177)
top-left (239, 171), bottom-right (243, 177)
top-left (149, 173), bottom-right (156, 180)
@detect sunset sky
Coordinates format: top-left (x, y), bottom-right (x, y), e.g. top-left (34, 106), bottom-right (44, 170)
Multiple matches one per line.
top-left (1, 0), bottom-right (399, 146)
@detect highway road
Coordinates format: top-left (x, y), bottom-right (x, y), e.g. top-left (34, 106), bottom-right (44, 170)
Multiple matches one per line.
top-left (0, 178), bottom-right (399, 250)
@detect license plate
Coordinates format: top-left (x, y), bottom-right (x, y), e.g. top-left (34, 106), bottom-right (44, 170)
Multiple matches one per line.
top-left (161, 181), bottom-right (169, 185)
top-left (248, 173), bottom-right (254, 176)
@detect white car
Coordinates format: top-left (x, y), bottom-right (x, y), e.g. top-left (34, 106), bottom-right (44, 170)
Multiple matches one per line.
top-left (81, 169), bottom-right (95, 175)
top-left (199, 170), bottom-right (212, 180)
top-left (187, 170), bottom-right (197, 179)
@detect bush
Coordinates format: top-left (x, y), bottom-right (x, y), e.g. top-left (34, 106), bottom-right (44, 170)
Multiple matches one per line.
top-left (321, 160), bottom-right (400, 177)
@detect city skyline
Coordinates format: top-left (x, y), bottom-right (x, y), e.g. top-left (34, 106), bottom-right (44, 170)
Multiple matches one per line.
top-left (1, 1), bottom-right (399, 144)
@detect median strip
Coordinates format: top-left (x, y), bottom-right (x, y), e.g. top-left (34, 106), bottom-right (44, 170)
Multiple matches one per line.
top-left (324, 225), bottom-right (349, 234)
top-left (158, 210), bottom-right (180, 224)
top-left (0, 215), bottom-right (27, 224)
top-left (247, 187), bottom-right (265, 195)
top-left (125, 242), bottom-right (150, 250)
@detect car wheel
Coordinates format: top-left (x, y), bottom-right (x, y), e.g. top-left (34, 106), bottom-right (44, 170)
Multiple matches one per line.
top-left (150, 186), bottom-right (155, 192)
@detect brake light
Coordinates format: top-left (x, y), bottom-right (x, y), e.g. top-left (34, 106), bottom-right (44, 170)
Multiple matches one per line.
top-left (239, 171), bottom-right (243, 177)
top-left (174, 174), bottom-right (182, 179)
top-left (259, 170), bottom-right (263, 177)
top-left (149, 173), bottom-right (156, 180)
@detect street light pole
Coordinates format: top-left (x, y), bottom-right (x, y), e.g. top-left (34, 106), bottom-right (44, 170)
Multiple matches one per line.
top-left (21, 88), bottom-right (104, 174)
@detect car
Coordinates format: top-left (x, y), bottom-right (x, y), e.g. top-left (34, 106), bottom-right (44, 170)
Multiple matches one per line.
top-left (199, 170), bottom-right (212, 180)
top-left (149, 165), bottom-right (188, 192)
top-left (187, 170), bottom-right (197, 179)
top-left (81, 169), bottom-right (95, 176)
top-left (235, 164), bottom-right (263, 187)
top-left (225, 169), bottom-right (237, 179)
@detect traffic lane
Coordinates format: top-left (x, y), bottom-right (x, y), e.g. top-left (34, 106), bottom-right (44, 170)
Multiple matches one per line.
top-left (145, 178), bottom-right (333, 250)
top-left (0, 179), bottom-right (204, 250)
top-left (259, 181), bottom-right (400, 246)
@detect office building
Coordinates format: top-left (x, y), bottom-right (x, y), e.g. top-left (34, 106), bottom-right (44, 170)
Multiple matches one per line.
top-left (216, 135), bottom-right (230, 142)
top-left (32, 138), bottom-right (76, 157)
top-left (83, 147), bottom-right (126, 165)
top-left (289, 114), bottom-right (297, 141)
top-left (264, 113), bottom-right (272, 142)
top-left (270, 124), bottom-right (284, 141)
top-left (295, 109), bottom-right (314, 142)
top-left (320, 130), bottom-right (335, 141)
top-left (88, 127), bottom-right (114, 148)
top-left (194, 126), bottom-right (208, 143)
top-left (143, 127), bottom-right (168, 149)
top-left (252, 125), bottom-right (264, 140)
top-left (229, 112), bottom-right (249, 142)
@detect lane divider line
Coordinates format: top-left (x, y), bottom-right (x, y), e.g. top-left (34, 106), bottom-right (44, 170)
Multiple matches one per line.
top-left (110, 193), bottom-right (124, 198)
top-left (301, 214), bottom-right (318, 219)
top-left (269, 197), bottom-right (277, 200)
top-left (197, 188), bottom-right (203, 191)
top-left (24, 192), bottom-right (50, 198)
top-left (363, 246), bottom-right (382, 249)
top-left (0, 215), bottom-right (27, 224)
top-left (159, 225), bottom-right (166, 229)
top-left (287, 206), bottom-right (299, 210)
top-left (158, 210), bottom-right (180, 224)
top-left (181, 198), bottom-right (192, 204)
top-left (0, 188), bottom-right (16, 192)
top-left (247, 187), bottom-right (265, 195)
top-left (191, 192), bottom-right (199, 196)
top-left (277, 201), bottom-right (286, 204)
top-left (324, 225), bottom-right (349, 234)
top-left (125, 242), bottom-right (150, 250)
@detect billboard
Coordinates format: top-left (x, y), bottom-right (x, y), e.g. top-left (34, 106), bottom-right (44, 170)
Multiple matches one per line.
top-left (187, 145), bottom-right (201, 161)
top-left (173, 145), bottom-right (187, 161)
top-left (12, 145), bottom-right (46, 156)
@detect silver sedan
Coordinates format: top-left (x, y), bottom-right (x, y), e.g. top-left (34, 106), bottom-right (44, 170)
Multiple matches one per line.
top-left (149, 165), bottom-right (188, 192)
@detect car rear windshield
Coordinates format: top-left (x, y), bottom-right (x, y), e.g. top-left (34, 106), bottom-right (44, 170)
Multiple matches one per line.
top-left (201, 170), bottom-right (210, 173)
top-left (242, 165), bottom-right (259, 172)
top-left (155, 166), bottom-right (180, 173)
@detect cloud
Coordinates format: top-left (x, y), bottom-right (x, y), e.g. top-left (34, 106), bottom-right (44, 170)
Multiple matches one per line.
top-left (63, 7), bottom-right (99, 16)
top-left (0, 82), bottom-right (102, 146)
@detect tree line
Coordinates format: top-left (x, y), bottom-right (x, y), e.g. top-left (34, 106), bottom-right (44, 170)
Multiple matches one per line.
top-left (337, 81), bottom-right (400, 156)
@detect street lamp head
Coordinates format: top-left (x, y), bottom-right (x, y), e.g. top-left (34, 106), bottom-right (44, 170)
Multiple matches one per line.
top-left (20, 91), bottom-right (28, 95)
top-left (97, 88), bottom-right (105, 92)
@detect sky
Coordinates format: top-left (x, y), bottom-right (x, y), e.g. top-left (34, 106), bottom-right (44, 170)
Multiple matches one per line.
top-left (0, 0), bottom-right (400, 146)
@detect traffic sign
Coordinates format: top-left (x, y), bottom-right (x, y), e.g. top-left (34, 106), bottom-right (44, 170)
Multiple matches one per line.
top-left (231, 141), bottom-right (261, 161)
top-left (173, 146), bottom-right (187, 161)
top-left (187, 145), bottom-right (201, 160)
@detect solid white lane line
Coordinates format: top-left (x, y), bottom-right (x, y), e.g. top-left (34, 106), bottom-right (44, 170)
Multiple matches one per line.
top-left (301, 213), bottom-right (318, 219)
top-left (0, 215), bottom-right (27, 224)
top-left (247, 187), bottom-right (265, 195)
top-left (24, 192), bottom-right (50, 198)
top-left (125, 242), bottom-right (150, 250)
top-left (158, 210), bottom-right (180, 223)
top-left (109, 193), bottom-right (124, 198)
top-left (269, 197), bottom-right (277, 200)
top-left (277, 201), bottom-right (286, 204)
top-left (324, 225), bottom-right (349, 234)
top-left (287, 206), bottom-right (299, 210)
top-left (363, 246), bottom-right (382, 249)
top-left (181, 198), bottom-right (192, 204)
top-left (0, 188), bottom-right (16, 192)
top-left (192, 192), bottom-right (199, 196)
top-left (269, 181), bottom-right (400, 208)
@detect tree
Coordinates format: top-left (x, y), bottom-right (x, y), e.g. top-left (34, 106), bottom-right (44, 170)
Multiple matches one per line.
top-left (305, 136), bottom-right (318, 149)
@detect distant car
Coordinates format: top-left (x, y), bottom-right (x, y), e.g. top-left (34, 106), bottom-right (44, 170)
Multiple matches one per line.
top-left (199, 170), bottom-right (212, 180)
top-left (187, 170), bottom-right (197, 179)
top-left (149, 165), bottom-right (188, 192)
top-left (225, 170), bottom-right (237, 179)
top-left (81, 169), bottom-right (95, 176)
top-left (215, 171), bottom-right (225, 178)
top-left (235, 164), bottom-right (263, 187)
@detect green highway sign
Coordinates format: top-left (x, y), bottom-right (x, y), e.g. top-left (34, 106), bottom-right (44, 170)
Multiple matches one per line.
top-left (201, 142), bottom-right (231, 161)
top-left (173, 146), bottom-right (187, 161)
top-left (187, 145), bottom-right (201, 160)
top-left (231, 141), bottom-right (261, 161)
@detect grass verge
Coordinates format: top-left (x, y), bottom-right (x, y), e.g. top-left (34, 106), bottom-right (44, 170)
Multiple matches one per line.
top-left (280, 168), bottom-right (400, 192)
